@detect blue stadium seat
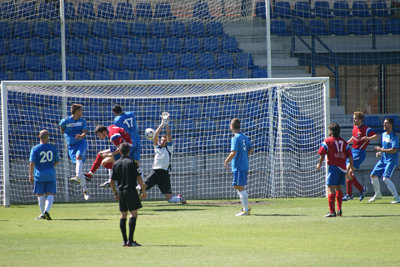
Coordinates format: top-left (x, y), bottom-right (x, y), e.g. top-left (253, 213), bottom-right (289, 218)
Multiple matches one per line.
top-left (314, 1), bottom-right (333, 18)
top-left (203, 37), bottom-right (220, 52)
top-left (193, 2), bottom-right (212, 19)
top-left (71, 22), bottom-right (89, 37)
top-left (232, 68), bottom-right (249, 78)
top-left (113, 70), bottom-right (131, 80)
top-left (0, 39), bottom-right (7, 55)
top-left (236, 53), bottom-right (256, 68)
top-left (73, 71), bottom-right (91, 80)
top-left (221, 36), bottom-right (240, 52)
top-left (126, 38), bottom-right (143, 54)
top-left (93, 71), bottom-right (111, 80)
top-left (146, 38), bottom-right (163, 53)
top-left (206, 22), bottom-right (224, 36)
top-left (151, 22), bottom-right (168, 38)
top-left (180, 54), bottom-right (197, 69)
top-left (29, 39), bottom-right (47, 56)
top-left (103, 54), bottom-right (122, 70)
top-left (64, 2), bottom-right (76, 20)
top-left (212, 69), bottom-right (230, 79)
top-left (202, 102), bottom-right (220, 119)
top-left (9, 39), bottom-right (26, 55)
top-left (185, 38), bottom-right (201, 53)
top-left (51, 22), bottom-right (61, 37)
top-left (274, 1), bottom-right (291, 18)
top-left (271, 20), bottom-right (289, 35)
top-left (13, 22), bottom-right (31, 38)
top-left (310, 20), bottom-right (329, 35)
top-left (184, 104), bottom-right (201, 118)
top-left (294, 1), bottom-right (314, 18)
top-left (25, 55), bottom-right (44, 72)
top-left (155, 2), bottom-right (175, 19)
top-left (97, 2), bottom-right (115, 19)
top-left (18, 1), bottom-right (36, 20)
top-left (141, 54), bottom-right (159, 70)
top-left (255, 2), bottom-right (266, 19)
top-left (111, 22), bottom-right (129, 37)
top-left (292, 19), bottom-right (310, 36)
top-left (77, 2), bottom-right (95, 19)
top-left (12, 72), bottom-right (30, 80)
top-left (107, 38), bottom-right (124, 54)
top-left (333, 1), bottom-right (352, 18)
top-left (251, 68), bottom-right (268, 78)
top-left (153, 70), bottom-right (170, 80)
top-left (38, 2), bottom-right (57, 19)
top-left (53, 71), bottom-right (70, 80)
top-left (216, 53), bottom-right (235, 69)
top-left (366, 19), bottom-right (385, 35)
top-left (134, 70), bottom-right (151, 80)
top-left (0, 2), bottom-right (16, 19)
top-left (347, 19), bottom-right (367, 35)
top-left (32, 21), bottom-right (51, 38)
top-left (198, 53), bottom-right (216, 69)
top-left (352, 1), bottom-right (370, 17)
top-left (169, 21), bottom-right (186, 37)
top-left (122, 54), bottom-right (140, 70)
top-left (67, 38), bottom-right (86, 55)
top-left (67, 55), bottom-right (83, 71)
top-left (165, 38), bottom-right (182, 53)
top-left (136, 2), bottom-right (153, 18)
top-left (44, 55), bottom-right (61, 72)
top-left (364, 115), bottom-right (381, 127)
top-left (161, 54), bottom-right (179, 70)
top-left (172, 69), bottom-right (190, 79)
top-left (371, 0), bottom-right (390, 17)
top-left (116, 2), bottom-right (134, 20)
top-left (83, 54), bottom-right (101, 71)
top-left (386, 19), bottom-right (400, 34)
top-left (0, 22), bottom-right (11, 38)
top-left (329, 19), bottom-right (348, 35)
top-left (192, 69), bottom-right (210, 79)
top-left (87, 38), bottom-right (105, 54)
top-left (33, 72), bottom-right (51, 80)
top-left (188, 22), bottom-right (206, 37)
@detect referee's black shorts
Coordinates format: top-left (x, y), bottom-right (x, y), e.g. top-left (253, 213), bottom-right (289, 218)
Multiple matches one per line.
top-left (118, 188), bottom-right (142, 212)
top-left (145, 169), bottom-right (172, 194)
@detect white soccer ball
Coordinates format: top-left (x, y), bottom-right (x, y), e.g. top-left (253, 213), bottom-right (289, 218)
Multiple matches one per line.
top-left (145, 128), bottom-right (155, 140)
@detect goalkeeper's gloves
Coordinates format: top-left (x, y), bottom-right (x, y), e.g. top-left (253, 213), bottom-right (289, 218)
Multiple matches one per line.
top-left (161, 112), bottom-right (170, 126)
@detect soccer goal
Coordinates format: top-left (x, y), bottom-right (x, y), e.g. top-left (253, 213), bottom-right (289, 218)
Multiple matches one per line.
top-left (1, 78), bottom-right (329, 206)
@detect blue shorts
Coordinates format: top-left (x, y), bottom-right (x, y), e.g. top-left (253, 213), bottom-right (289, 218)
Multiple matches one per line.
top-left (34, 181), bottom-right (57, 195)
top-left (371, 160), bottom-right (397, 178)
top-left (111, 144), bottom-right (141, 161)
top-left (68, 141), bottom-right (87, 164)
top-left (232, 171), bottom-right (248, 186)
top-left (327, 165), bottom-right (346, 186)
top-left (347, 149), bottom-right (366, 169)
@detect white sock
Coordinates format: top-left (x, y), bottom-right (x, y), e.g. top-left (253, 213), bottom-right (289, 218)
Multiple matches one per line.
top-left (238, 190), bottom-right (249, 212)
top-left (76, 159), bottom-right (83, 178)
top-left (383, 178), bottom-right (399, 199)
top-left (45, 195), bottom-right (54, 213)
top-left (371, 177), bottom-right (381, 196)
top-left (38, 195), bottom-right (46, 214)
top-left (168, 195), bottom-right (180, 203)
top-left (108, 169), bottom-right (113, 179)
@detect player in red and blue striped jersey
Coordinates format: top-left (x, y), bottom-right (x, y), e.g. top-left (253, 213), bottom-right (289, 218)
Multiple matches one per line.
top-left (317, 122), bottom-right (354, 217)
top-left (343, 112), bottom-right (378, 201)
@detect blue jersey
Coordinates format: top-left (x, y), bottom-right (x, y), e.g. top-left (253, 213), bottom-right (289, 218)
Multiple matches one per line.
top-left (113, 112), bottom-right (140, 146)
top-left (59, 116), bottom-right (87, 146)
top-left (231, 132), bottom-right (252, 171)
top-left (29, 143), bottom-right (60, 182)
top-left (381, 131), bottom-right (399, 164)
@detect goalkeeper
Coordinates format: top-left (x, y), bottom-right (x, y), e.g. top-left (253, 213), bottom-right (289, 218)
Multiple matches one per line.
top-left (137, 112), bottom-right (186, 204)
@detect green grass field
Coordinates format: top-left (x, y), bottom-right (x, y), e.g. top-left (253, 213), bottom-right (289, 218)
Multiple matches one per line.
top-left (1, 197), bottom-right (400, 266)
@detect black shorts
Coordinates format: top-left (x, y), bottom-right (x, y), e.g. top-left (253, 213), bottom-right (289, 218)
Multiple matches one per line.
top-left (119, 188), bottom-right (142, 212)
top-left (145, 169), bottom-right (172, 194)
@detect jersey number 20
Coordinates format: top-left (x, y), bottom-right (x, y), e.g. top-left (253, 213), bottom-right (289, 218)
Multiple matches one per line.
top-left (40, 151), bottom-right (53, 163)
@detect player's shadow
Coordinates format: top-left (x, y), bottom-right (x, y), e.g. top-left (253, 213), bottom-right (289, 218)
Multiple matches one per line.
top-left (252, 214), bottom-right (306, 217)
top-left (349, 214), bottom-right (400, 218)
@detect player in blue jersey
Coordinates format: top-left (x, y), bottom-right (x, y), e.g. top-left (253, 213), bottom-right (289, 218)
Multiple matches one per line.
top-left (59, 104), bottom-right (89, 200)
top-left (224, 118), bottom-right (253, 216)
top-left (29, 130), bottom-right (60, 220)
top-left (369, 117), bottom-right (400, 203)
top-left (111, 104), bottom-right (141, 166)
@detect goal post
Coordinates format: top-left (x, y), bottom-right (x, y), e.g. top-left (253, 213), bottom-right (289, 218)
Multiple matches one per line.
top-left (1, 78), bottom-right (329, 206)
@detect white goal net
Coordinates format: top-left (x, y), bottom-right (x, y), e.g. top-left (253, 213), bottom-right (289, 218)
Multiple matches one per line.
top-left (1, 78), bottom-right (329, 205)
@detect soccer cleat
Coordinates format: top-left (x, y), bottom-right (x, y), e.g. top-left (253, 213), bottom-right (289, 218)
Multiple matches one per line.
top-left (337, 209), bottom-right (342, 216)
top-left (368, 194), bottom-right (383, 202)
top-left (35, 213), bottom-right (47, 220)
top-left (70, 176), bottom-right (81, 184)
top-left (391, 197), bottom-right (400, 204)
top-left (83, 189), bottom-right (90, 200)
top-left (44, 211), bottom-right (52, 220)
top-left (99, 181), bottom-right (110, 188)
top-left (235, 211), bottom-right (250, 216)
top-left (126, 241), bottom-right (142, 247)
top-left (359, 187), bottom-right (367, 201)
top-left (342, 194), bottom-right (353, 201)
top-left (177, 194), bottom-right (186, 204)
top-left (84, 173), bottom-right (92, 182)
top-left (324, 212), bottom-right (336, 217)
top-left (123, 241), bottom-right (128, 247)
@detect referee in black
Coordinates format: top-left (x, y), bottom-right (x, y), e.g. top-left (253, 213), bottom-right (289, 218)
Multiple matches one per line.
top-left (110, 143), bottom-right (146, 247)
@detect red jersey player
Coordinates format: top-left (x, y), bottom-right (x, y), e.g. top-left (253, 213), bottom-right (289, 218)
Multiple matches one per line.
top-left (84, 125), bottom-right (133, 187)
top-left (343, 112), bottom-right (378, 201)
top-left (317, 122), bottom-right (354, 217)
